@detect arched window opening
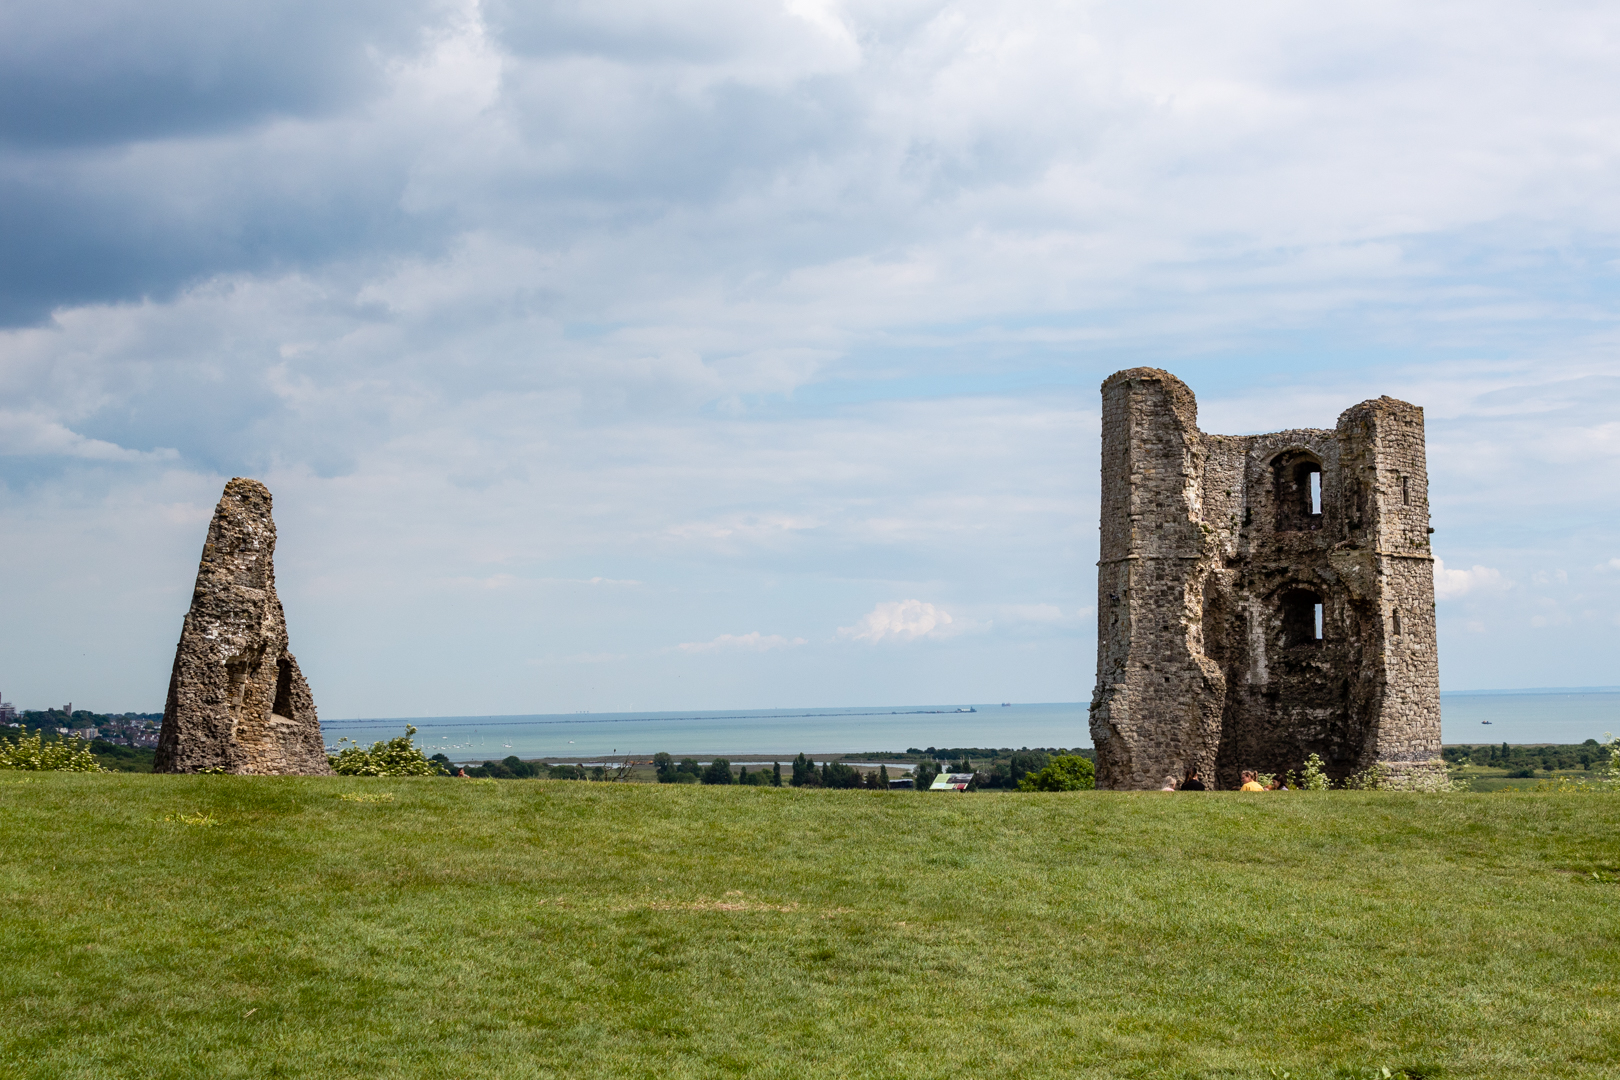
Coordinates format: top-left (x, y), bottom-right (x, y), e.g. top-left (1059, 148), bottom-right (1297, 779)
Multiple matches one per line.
top-left (1271, 451), bottom-right (1325, 531)
top-left (1392, 609), bottom-right (1403, 636)
top-left (273, 657), bottom-right (294, 718)
top-left (1282, 589), bottom-right (1325, 647)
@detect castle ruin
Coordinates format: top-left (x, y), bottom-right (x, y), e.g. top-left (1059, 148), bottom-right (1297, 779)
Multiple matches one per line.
top-left (1089, 368), bottom-right (1441, 790)
top-left (154, 478), bottom-right (331, 775)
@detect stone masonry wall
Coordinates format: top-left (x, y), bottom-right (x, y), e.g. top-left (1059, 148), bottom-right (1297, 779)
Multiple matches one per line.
top-left (1090, 369), bottom-right (1441, 790)
top-left (153, 478), bottom-right (331, 775)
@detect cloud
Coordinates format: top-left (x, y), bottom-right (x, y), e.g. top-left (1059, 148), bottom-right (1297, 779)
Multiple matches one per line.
top-left (839, 600), bottom-right (955, 643)
top-left (5, 0), bottom-right (1620, 709)
top-left (0, 410), bottom-right (177, 462)
top-left (1433, 558), bottom-right (1508, 601)
top-left (676, 632), bottom-right (807, 653)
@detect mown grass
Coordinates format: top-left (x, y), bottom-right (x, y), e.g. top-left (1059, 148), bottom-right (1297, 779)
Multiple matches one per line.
top-left (2, 776), bottom-right (1618, 1079)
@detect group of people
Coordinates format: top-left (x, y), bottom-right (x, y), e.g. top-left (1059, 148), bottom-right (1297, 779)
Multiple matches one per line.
top-left (1157, 768), bottom-right (1289, 791)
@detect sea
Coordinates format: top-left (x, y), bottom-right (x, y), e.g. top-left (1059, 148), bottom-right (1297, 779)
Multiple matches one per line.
top-left (323, 690), bottom-right (1620, 765)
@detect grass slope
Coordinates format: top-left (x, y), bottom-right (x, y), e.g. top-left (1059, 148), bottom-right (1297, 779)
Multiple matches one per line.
top-left (2, 776), bottom-right (1618, 1079)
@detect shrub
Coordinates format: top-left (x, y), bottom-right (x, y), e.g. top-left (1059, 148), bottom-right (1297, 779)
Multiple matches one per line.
top-left (701, 758), bottom-right (734, 785)
top-left (1600, 734), bottom-right (1620, 790)
top-left (0, 731), bottom-right (103, 772)
top-left (328, 726), bottom-right (444, 777)
top-left (1342, 759), bottom-right (1466, 792)
top-left (1287, 753), bottom-right (1330, 791)
top-left (1017, 755), bottom-right (1095, 792)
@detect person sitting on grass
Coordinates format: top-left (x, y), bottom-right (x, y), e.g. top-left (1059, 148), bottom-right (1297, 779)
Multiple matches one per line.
top-left (1180, 768), bottom-right (1206, 791)
top-left (1239, 769), bottom-right (1265, 792)
top-left (1267, 776), bottom-right (1288, 791)
top-left (1160, 774), bottom-right (1178, 791)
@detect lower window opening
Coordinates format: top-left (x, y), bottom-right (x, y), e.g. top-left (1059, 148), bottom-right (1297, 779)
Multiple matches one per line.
top-left (1282, 589), bottom-right (1327, 647)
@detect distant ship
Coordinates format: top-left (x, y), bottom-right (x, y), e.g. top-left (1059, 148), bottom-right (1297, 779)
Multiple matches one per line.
top-left (1482, 720), bottom-right (1492, 725)
top-left (955, 707), bottom-right (977, 713)
top-left (1000, 702), bottom-right (1011, 707)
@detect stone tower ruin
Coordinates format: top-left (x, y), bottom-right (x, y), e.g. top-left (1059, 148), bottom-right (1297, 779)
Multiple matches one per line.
top-left (154, 478), bottom-right (331, 775)
top-left (1089, 368), bottom-right (1441, 790)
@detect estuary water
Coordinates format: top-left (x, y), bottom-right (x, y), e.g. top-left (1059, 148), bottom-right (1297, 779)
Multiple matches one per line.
top-left (323, 702), bottom-right (1090, 764)
top-left (324, 690), bottom-right (1620, 764)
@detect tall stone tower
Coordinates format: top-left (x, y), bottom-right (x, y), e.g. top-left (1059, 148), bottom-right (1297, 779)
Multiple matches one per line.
top-left (154, 478), bottom-right (331, 775)
top-left (1090, 368), bottom-right (1441, 790)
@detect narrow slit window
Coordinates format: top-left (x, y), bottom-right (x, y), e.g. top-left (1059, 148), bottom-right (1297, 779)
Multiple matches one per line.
top-left (1314, 603), bottom-right (1324, 641)
top-left (1392, 609), bottom-right (1402, 635)
top-left (1401, 475), bottom-right (1409, 505)
top-left (1309, 470), bottom-right (1322, 515)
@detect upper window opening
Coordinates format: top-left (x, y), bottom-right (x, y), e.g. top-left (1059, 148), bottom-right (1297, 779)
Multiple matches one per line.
top-left (1401, 475), bottom-right (1410, 505)
top-left (1282, 588), bottom-right (1326, 647)
top-left (1271, 451), bottom-right (1325, 531)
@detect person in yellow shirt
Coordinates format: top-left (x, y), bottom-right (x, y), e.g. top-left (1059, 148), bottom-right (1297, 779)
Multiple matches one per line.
top-left (1239, 769), bottom-right (1265, 792)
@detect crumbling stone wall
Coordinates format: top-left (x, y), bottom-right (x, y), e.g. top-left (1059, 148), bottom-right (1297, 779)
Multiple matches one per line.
top-left (154, 478), bottom-right (331, 775)
top-left (1090, 369), bottom-right (1441, 790)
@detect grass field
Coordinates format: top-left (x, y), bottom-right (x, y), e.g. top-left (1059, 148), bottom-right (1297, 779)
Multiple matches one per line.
top-left (3, 776), bottom-right (1618, 1079)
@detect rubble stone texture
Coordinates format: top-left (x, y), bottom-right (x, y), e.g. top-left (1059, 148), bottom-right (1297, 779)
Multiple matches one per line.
top-left (1090, 369), bottom-right (1441, 790)
top-left (153, 478), bottom-right (331, 775)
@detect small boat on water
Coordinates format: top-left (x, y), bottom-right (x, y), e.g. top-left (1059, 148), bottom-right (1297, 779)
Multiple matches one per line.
top-left (1482, 721), bottom-right (1492, 725)
top-left (1000, 702), bottom-right (1011, 707)
top-left (955, 707), bottom-right (977, 713)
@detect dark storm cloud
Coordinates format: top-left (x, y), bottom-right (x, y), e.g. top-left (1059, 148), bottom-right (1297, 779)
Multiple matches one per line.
top-left (0, 0), bottom-right (446, 147)
top-left (0, 153), bottom-right (450, 325)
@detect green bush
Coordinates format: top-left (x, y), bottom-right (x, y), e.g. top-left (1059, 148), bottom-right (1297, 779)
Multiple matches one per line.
top-left (1017, 755), bottom-right (1094, 791)
top-left (1289, 753), bottom-right (1331, 791)
top-left (328, 726), bottom-right (444, 777)
top-left (1601, 733), bottom-right (1620, 789)
top-left (0, 731), bottom-right (103, 772)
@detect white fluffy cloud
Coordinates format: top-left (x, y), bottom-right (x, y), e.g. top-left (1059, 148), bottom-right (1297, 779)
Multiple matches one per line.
top-left (1433, 558), bottom-right (1508, 601)
top-left (840, 600), bottom-right (955, 643)
top-left (677, 632), bottom-right (808, 653)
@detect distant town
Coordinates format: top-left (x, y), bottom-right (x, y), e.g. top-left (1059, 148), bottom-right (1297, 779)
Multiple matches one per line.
top-left (0, 693), bottom-right (162, 771)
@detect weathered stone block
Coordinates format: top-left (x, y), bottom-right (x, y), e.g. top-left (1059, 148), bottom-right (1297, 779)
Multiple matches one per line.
top-left (153, 478), bottom-right (331, 775)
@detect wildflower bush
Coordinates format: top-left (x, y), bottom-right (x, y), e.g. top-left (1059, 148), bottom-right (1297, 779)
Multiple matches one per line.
top-left (1341, 759), bottom-right (1466, 793)
top-left (1287, 753), bottom-right (1331, 791)
top-left (1017, 754), bottom-right (1095, 791)
top-left (328, 726), bottom-right (445, 777)
top-left (1600, 733), bottom-right (1620, 789)
top-left (0, 731), bottom-right (103, 772)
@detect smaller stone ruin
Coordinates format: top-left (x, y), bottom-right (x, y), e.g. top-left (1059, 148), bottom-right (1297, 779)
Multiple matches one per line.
top-left (153, 478), bottom-right (331, 775)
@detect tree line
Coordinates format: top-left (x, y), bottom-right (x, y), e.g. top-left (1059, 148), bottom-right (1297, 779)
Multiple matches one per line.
top-left (1441, 741), bottom-right (1608, 775)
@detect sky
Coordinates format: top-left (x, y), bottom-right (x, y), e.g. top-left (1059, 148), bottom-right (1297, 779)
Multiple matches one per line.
top-left (2, 0), bottom-right (1619, 718)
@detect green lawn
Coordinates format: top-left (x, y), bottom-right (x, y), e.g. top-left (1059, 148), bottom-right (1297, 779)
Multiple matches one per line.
top-left (3, 776), bottom-right (1618, 1079)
